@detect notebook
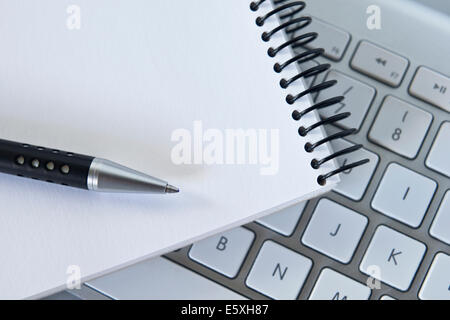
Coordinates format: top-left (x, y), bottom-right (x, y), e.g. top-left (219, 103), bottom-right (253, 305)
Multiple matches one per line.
top-left (0, 0), bottom-right (356, 298)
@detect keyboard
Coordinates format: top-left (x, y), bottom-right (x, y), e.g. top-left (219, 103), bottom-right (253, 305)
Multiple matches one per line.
top-left (48, 0), bottom-right (450, 300)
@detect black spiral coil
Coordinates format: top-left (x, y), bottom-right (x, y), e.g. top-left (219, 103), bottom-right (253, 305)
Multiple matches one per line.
top-left (250, 0), bottom-right (369, 186)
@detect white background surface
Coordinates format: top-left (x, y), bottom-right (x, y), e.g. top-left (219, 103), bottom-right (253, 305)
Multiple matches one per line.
top-left (0, 0), bottom-right (337, 298)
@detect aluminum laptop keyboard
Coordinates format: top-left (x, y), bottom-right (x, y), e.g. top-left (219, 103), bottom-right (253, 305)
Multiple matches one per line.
top-left (49, 0), bottom-right (450, 300)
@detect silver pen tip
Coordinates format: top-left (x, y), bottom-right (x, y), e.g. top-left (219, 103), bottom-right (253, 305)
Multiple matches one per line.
top-left (165, 184), bottom-right (180, 194)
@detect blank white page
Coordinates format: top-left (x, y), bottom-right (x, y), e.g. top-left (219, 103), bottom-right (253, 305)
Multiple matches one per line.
top-left (0, 0), bottom-right (338, 298)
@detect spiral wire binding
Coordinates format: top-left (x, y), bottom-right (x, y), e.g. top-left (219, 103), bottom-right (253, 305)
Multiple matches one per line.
top-left (250, 0), bottom-right (369, 186)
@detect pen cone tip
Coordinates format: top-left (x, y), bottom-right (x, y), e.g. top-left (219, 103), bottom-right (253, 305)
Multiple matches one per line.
top-left (165, 184), bottom-right (180, 194)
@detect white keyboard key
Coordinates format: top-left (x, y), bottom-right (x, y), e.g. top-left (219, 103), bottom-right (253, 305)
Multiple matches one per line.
top-left (293, 17), bottom-right (350, 61)
top-left (256, 202), bottom-right (306, 236)
top-left (331, 139), bottom-right (379, 201)
top-left (380, 295), bottom-right (397, 300)
top-left (245, 241), bottom-right (312, 300)
top-left (318, 71), bottom-right (376, 130)
top-left (85, 257), bottom-right (245, 300)
top-left (426, 122), bottom-right (450, 177)
top-left (351, 41), bottom-right (409, 87)
top-left (188, 227), bottom-right (254, 278)
top-left (419, 253), bottom-right (450, 300)
top-left (409, 67), bottom-right (450, 112)
top-left (309, 268), bottom-right (371, 300)
top-left (430, 191), bottom-right (450, 245)
top-left (372, 163), bottom-right (437, 228)
top-left (360, 226), bottom-right (426, 291)
top-left (302, 199), bottom-right (368, 263)
top-left (369, 96), bottom-right (432, 159)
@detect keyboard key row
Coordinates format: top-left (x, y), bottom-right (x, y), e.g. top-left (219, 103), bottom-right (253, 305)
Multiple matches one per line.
top-left (296, 21), bottom-right (449, 115)
top-left (190, 234), bottom-right (372, 300)
top-left (311, 72), bottom-right (446, 172)
top-left (87, 220), bottom-right (445, 299)
top-left (369, 102), bottom-right (448, 179)
top-left (187, 190), bottom-right (447, 298)
top-left (185, 182), bottom-right (445, 298)
top-left (85, 240), bottom-right (447, 300)
top-left (349, 42), bottom-right (450, 115)
top-left (247, 242), bottom-right (374, 300)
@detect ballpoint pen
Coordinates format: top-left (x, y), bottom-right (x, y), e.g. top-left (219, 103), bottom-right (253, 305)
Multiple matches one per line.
top-left (0, 138), bottom-right (179, 194)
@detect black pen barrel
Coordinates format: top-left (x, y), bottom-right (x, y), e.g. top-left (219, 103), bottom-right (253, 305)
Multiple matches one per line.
top-left (0, 139), bottom-right (94, 189)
